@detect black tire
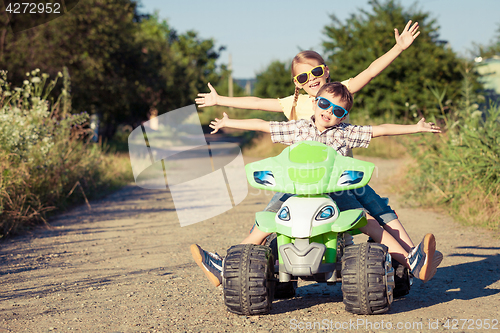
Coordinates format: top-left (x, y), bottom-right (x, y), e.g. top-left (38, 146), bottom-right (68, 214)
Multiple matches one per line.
top-left (223, 244), bottom-right (275, 315)
top-left (369, 238), bottom-right (412, 298)
top-left (265, 233), bottom-right (297, 299)
top-left (392, 259), bottom-right (412, 298)
top-left (341, 242), bottom-right (394, 315)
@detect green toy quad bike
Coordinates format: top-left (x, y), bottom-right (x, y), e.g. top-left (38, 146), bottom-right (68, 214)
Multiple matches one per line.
top-left (222, 141), bottom-right (404, 316)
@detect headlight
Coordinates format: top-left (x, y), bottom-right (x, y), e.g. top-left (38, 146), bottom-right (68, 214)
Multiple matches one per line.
top-left (315, 205), bottom-right (335, 221)
top-left (278, 206), bottom-right (290, 221)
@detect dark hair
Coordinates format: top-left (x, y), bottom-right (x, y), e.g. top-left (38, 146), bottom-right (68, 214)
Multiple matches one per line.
top-left (316, 82), bottom-right (353, 111)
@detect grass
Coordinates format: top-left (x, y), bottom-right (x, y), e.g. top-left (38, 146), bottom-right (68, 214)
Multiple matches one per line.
top-left (0, 70), bottom-right (133, 238)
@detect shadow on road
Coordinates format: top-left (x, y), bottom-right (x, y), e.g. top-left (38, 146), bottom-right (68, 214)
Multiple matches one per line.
top-left (269, 249), bottom-right (500, 315)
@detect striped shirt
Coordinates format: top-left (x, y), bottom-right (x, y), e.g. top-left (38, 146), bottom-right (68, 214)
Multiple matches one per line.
top-left (269, 116), bottom-right (373, 157)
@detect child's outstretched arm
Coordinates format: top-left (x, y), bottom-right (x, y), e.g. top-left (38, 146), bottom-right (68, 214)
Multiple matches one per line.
top-left (372, 118), bottom-right (441, 138)
top-left (196, 83), bottom-right (282, 112)
top-left (348, 20), bottom-right (420, 94)
top-left (209, 112), bottom-right (271, 134)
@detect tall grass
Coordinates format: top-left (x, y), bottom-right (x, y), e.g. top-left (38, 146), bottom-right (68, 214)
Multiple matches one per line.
top-left (0, 69), bottom-right (132, 238)
top-left (402, 69), bottom-right (500, 231)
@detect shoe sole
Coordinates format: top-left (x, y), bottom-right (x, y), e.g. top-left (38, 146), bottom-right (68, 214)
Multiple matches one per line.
top-left (419, 234), bottom-right (436, 283)
top-left (190, 244), bottom-right (221, 287)
top-left (427, 250), bottom-right (444, 281)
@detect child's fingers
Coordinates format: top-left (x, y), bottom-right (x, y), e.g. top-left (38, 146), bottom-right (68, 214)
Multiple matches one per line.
top-left (413, 31), bottom-right (421, 39)
top-left (404, 20), bottom-right (412, 31)
top-left (394, 28), bottom-right (400, 39)
top-left (410, 21), bottom-right (419, 33)
top-left (208, 82), bottom-right (215, 93)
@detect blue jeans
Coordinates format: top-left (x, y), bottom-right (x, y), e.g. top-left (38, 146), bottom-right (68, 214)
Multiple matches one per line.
top-left (351, 185), bottom-right (397, 226)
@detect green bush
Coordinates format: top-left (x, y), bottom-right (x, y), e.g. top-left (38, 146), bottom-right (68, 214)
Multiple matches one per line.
top-left (0, 69), bottom-right (132, 237)
top-left (403, 70), bottom-right (500, 230)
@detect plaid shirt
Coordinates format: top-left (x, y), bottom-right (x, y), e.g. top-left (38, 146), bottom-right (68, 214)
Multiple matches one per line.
top-left (269, 116), bottom-right (373, 156)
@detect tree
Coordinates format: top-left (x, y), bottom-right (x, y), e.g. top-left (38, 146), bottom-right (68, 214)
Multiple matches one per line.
top-left (0, 1), bottom-right (223, 138)
top-left (213, 64), bottom-right (245, 97)
top-left (254, 60), bottom-right (295, 99)
top-left (476, 23), bottom-right (500, 59)
top-left (323, 0), bottom-right (469, 120)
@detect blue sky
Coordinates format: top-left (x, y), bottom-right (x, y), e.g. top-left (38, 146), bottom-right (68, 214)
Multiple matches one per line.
top-left (138, 0), bottom-right (500, 78)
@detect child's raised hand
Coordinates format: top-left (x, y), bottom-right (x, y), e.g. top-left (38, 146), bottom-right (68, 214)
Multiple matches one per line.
top-left (195, 82), bottom-right (219, 107)
top-left (416, 118), bottom-right (441, 133)
top-left (209, 112), bottom-right (229, 134)
top-left (394, 20), bottom-right (420, 51)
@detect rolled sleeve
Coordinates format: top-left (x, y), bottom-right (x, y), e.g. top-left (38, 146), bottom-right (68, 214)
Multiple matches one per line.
top-left (269, 120), bottom-right (298, 145)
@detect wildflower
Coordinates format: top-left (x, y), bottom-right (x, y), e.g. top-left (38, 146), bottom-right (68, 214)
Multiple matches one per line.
top-left (23, 80), bottom-right (29, 85)
top-left (57, 72), bottom-right (63, 77)
top-left (31, 77), bottom-right (41, 83)
top-left (26, 72), bottom-right (30, 76)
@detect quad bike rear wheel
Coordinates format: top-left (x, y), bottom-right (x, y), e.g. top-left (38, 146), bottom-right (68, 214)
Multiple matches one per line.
top-left (392, 259), bottom-right (412, 298)
top-left (223, 244), bottom-right (275, 315)
top-left (341, 242), bottom-right (395, 315)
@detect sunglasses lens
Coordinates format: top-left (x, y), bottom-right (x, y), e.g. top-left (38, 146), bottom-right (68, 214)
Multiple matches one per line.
top-left (311, 66), bottom-right (324, 77)
top-left (296, 73), bottom-right (308, 84)
top-left (333, 106), bottom-right (346, 118)
top-left (317, 98), bottom-right (331, 110)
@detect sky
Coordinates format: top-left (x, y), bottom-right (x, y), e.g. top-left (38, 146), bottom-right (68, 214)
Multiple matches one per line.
top-left (138, 0), bottom-right (500, 79)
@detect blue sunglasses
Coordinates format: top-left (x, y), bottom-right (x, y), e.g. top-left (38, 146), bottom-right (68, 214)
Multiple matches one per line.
top-left (315, 97), bottom-right (348, 118)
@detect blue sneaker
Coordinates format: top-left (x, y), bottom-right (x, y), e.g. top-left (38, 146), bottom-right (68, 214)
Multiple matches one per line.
top-left (407, 234), bottom-right (441, 283)
top-left (190, 244), bottom-right (223, 287)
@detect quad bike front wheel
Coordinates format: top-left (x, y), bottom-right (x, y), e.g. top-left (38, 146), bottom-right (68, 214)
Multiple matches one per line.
top-left (223, 244), bottom-right (275, 315)
top-left (367, 238), bottom-right (411, 298)
top-left (341, 242), bottom-right (395, 315)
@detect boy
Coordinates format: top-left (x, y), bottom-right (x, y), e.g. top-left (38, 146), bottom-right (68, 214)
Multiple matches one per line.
top-left (192, 81), bottom-right (443, 287)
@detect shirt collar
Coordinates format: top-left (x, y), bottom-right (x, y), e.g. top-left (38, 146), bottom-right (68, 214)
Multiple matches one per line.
top-left (310, 115), bottom-right (342, 134)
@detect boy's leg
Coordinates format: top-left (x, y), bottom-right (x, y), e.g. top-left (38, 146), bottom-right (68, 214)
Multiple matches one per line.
top-left (190, 244), bottom-right (224, 287)
top-left (352, 185), bottom-right (414, 251)
top-left (382, 218), bottom-right (414, 252)
top-left (241, 227), bottom-right (272, 245)
top-left (358, 216), bottom-right (441, 282)
top-left (333, 190), bottom-right (442, 283)
top-left (191, 192), bottom-right (289, 286)
top-left (358, 216), bottom-right (409, 268)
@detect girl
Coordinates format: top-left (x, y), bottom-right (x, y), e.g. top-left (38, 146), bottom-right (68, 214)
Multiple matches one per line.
top-left (196, 20), bottom-right (420, 120)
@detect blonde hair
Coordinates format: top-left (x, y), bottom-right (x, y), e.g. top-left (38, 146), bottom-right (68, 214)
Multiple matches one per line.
top-left (289, 51), bottom-right (330, 120)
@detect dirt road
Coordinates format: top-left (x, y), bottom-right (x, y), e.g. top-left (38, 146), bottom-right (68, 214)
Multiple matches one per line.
top-left (1, 155), bottom-right (499, 333)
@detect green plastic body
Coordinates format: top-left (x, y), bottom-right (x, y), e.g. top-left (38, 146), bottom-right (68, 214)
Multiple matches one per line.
top-left (248, 141), bottom-right (374, 265)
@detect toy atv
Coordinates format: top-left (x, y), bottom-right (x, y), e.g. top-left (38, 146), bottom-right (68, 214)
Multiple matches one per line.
top-left (222, 141), bottom-right (398, 315)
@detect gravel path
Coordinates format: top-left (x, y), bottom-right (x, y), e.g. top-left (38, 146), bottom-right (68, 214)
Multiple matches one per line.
top-left (1, 155), bottom-right (499, 333)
